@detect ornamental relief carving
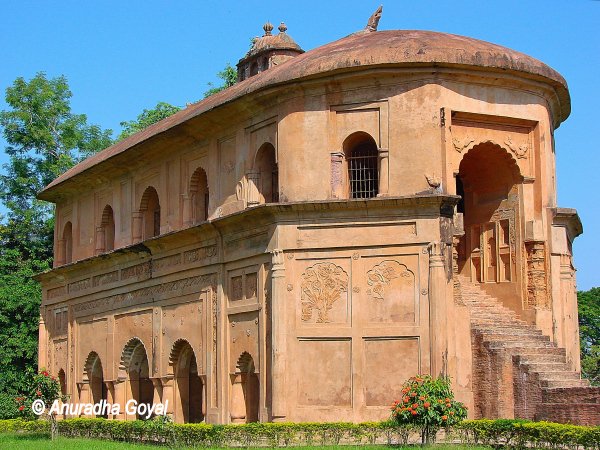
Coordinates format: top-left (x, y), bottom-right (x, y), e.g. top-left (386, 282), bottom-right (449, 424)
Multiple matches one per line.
top-left (366, 260), bottom-right (412, 300)
top-left (300, 262), bottom-right (348, 323)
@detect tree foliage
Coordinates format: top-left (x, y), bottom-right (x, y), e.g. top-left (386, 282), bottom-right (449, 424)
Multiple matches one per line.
top-left (578, 287), bottom-right (600, 385)
top-left (117, 101), bottom-right (181, 141)
top-left (203, 63), bottom-right (237, 98)
top-left (0, 73), bottom-right (112, 400)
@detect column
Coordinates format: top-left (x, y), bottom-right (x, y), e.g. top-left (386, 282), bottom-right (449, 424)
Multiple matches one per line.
top-left (56, 239), bottom-right (66, 266)
top-left (270, 249), bottom-right (287, 421)
top-left (246, 171), bottom-right (260, 206)
top-left (428, 241), bottom-right (448, 378)
top-left (132, 212), bottom-right (143, 243)
top-left (230, 373), bottom-right (246, 423)
top-left (182, 194), bottom-right (192, 227)
top-left (113, 380), bottom-right (126, 420)
top-left (377, 148), bottom-right (389, 196)
top-left (161, 377), bottom-right (175, 417)
top-left (105, 381), bottom-right (116, 419)
top-left (38, 314), bottom-right (48, 371)
top-left (94, 226), bottom-right (105, 255)
top-left (330, 152), bottom-right (345, 199)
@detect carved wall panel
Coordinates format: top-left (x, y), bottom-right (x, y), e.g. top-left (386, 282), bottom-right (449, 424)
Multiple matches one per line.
top-left (52, 338), bottom-right (68, 376)
top-left (297, 338), bottom-right (352, 407)
top-left (228, 311), bottom-right (259, 373)
top-left (217, 136), bottom-right (237, 205)
top-left (161, 300), bottom-right (204, 374)
top-left (365, 260), bottom-right (416, 323)
top-left (363, 338), bottom-right (419, 406)
top-left (77, 318), bottom-right (108, 381)
top-left (114, 310), bottom-right (153, 372)
top-left (299, 262), bottom-right (349, 324)
top-left (227, 266), bottom-right (259, 306)
top-left (526, 241), bottom-right (549, 309)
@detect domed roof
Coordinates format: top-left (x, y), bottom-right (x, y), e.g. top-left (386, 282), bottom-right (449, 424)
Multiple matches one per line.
top-left (240, 22), bottom-right (303, 63)
top-left (40, 29), bottom-right (570, 198)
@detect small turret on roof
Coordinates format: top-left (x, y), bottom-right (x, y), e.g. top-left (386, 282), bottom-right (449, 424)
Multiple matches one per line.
top-left (237, 21), bottom-right (304, 82)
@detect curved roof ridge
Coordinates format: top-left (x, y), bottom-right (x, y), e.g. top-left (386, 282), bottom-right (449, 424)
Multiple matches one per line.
top-left (39, 29), bottom-right (569, 198)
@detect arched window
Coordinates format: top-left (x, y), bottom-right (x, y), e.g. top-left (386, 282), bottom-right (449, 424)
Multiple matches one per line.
top-left (189, 168), bottom-right (209, 224)
top-left (343, 132), bottom-right (379, 199)
top-left (96, 205), bottom-right (115, 254)
top-left (254, 143), bottom-right (278, 203)
top-left (139, 187), bottom-right (160, 239)
top-left (62, 222), bottom-right (73, 264)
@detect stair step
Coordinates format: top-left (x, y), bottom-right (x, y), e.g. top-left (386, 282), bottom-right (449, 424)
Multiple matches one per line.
top-left (540, 379), bottom-right (589, 389)
top-left (487, 341), bottom-right (555, 350)
top-left (535, 371), bottom-right (581, 381)
top-left (479, 333), bottom-right (550, 343)
top-left (472, 326), bottom-right (542, 336)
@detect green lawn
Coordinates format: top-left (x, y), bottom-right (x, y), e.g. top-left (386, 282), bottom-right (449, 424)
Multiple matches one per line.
top-left (0, 434), bottom-right (491, 450)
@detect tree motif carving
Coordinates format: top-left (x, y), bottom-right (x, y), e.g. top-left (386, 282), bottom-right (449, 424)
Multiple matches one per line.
top-left (300, 262), bottom-right (348, 323)
top-left (366, 260), bottom-right (411, 300)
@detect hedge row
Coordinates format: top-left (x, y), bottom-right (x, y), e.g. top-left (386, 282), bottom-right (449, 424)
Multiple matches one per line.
top-left (1, 419), bottom-right (410, 447)
top-left (457, 419), bottom-right (600, 449)
top-left (2, 418), bottom-right (600, 448)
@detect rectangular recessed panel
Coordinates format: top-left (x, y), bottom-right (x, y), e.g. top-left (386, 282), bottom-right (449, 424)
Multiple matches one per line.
top-left (364, 338), bottom-right (419, 406)
top-left (297, 339), bottom-right (352, 406)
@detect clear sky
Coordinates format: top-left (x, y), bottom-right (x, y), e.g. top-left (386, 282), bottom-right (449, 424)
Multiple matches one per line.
top-left (0, 1), bottom-right (598, 289)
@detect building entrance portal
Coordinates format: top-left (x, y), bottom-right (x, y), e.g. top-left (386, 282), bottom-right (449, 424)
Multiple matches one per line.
top-left (172, 340), bottom-right (204, 423)
top-left (121, 339), bottom-right (154, 419)
top-left (457, 143), bottom-right (523, 305)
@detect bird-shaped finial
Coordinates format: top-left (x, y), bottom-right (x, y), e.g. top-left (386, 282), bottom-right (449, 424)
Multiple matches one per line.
top-left (365, 5), bottom-right (383, 32)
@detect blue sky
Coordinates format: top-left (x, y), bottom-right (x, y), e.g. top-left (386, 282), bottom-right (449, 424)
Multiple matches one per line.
top-left (1, 1), bottom-right (598, 289)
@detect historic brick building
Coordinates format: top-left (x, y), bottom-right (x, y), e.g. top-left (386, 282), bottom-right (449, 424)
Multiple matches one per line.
top-left (36, 12), bottom-right (599, 425)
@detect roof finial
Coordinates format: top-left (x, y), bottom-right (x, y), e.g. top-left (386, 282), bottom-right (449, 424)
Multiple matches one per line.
top-left (365, 5), bottom-right (383, 32)
top-left (263, 22), bottom-right (274, 36)
top-left (278, 22), bottom-right (287, 33)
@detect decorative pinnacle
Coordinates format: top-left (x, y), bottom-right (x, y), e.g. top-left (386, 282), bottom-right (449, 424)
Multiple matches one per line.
top-left (278, 22), bottom-right (287, 33)
top-left (263, 22), bottom-right (274, 36)
top-left (365, 5), bottom-right (383, 32)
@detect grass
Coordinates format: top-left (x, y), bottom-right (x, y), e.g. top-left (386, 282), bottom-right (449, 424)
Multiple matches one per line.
top-left (0, 433), bottom-right (492, 450)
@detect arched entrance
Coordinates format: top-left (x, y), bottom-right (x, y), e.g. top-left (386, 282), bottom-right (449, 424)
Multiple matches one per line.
top-left (170, 339), bottom-right (204, 423)
top-left (230, 352), bottom-right (259, 423)
top-left (83, 352), bottom-right (107, 417)
top-left (120, 338), bottom-right (153, 419)
top-left (456, 142), bottom-right (523, 307)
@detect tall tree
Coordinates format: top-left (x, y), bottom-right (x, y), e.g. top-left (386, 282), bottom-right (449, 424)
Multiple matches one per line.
top-left (203, 63), bottom-right (237, 98)
top-left (578, 287), bottom-right (600, 385)
top-left (117, 101), bottom-right (181, 141)
top-left (0, 72), bottom-right (112, 397)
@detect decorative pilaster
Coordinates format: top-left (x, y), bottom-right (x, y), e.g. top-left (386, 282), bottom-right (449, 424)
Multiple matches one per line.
top-left (525, 241), bottom-right (549, 309)
top-left (428, 241), bottom-right (448, 377)
top-left (377, 148), bottom-right (389, 196)
top-left (270, 249), bottom-right (287, 421)
top-left (330, 152), bottom-right (345, 199)
top-left (151, 378), bottom-right (163, 408)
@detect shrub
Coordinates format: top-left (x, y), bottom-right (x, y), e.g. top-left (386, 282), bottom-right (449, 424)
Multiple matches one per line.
top-left (391, 374), bottom-right (467, 444)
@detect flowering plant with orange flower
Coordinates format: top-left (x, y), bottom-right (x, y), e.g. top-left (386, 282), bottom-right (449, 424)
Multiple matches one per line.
top-left (390, 375), bottom-right (467, 444)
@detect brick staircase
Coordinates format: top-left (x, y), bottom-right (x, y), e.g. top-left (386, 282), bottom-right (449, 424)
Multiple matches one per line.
top-left (457, 275), bottom-right (600, 425)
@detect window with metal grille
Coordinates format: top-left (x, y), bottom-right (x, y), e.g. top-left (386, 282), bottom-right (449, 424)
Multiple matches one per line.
top-left (348, 142), bottom-right (379, 198)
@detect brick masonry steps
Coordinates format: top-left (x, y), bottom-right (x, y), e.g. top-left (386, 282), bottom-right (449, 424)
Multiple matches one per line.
top-left (458, 275), bottom-right (600, 424)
